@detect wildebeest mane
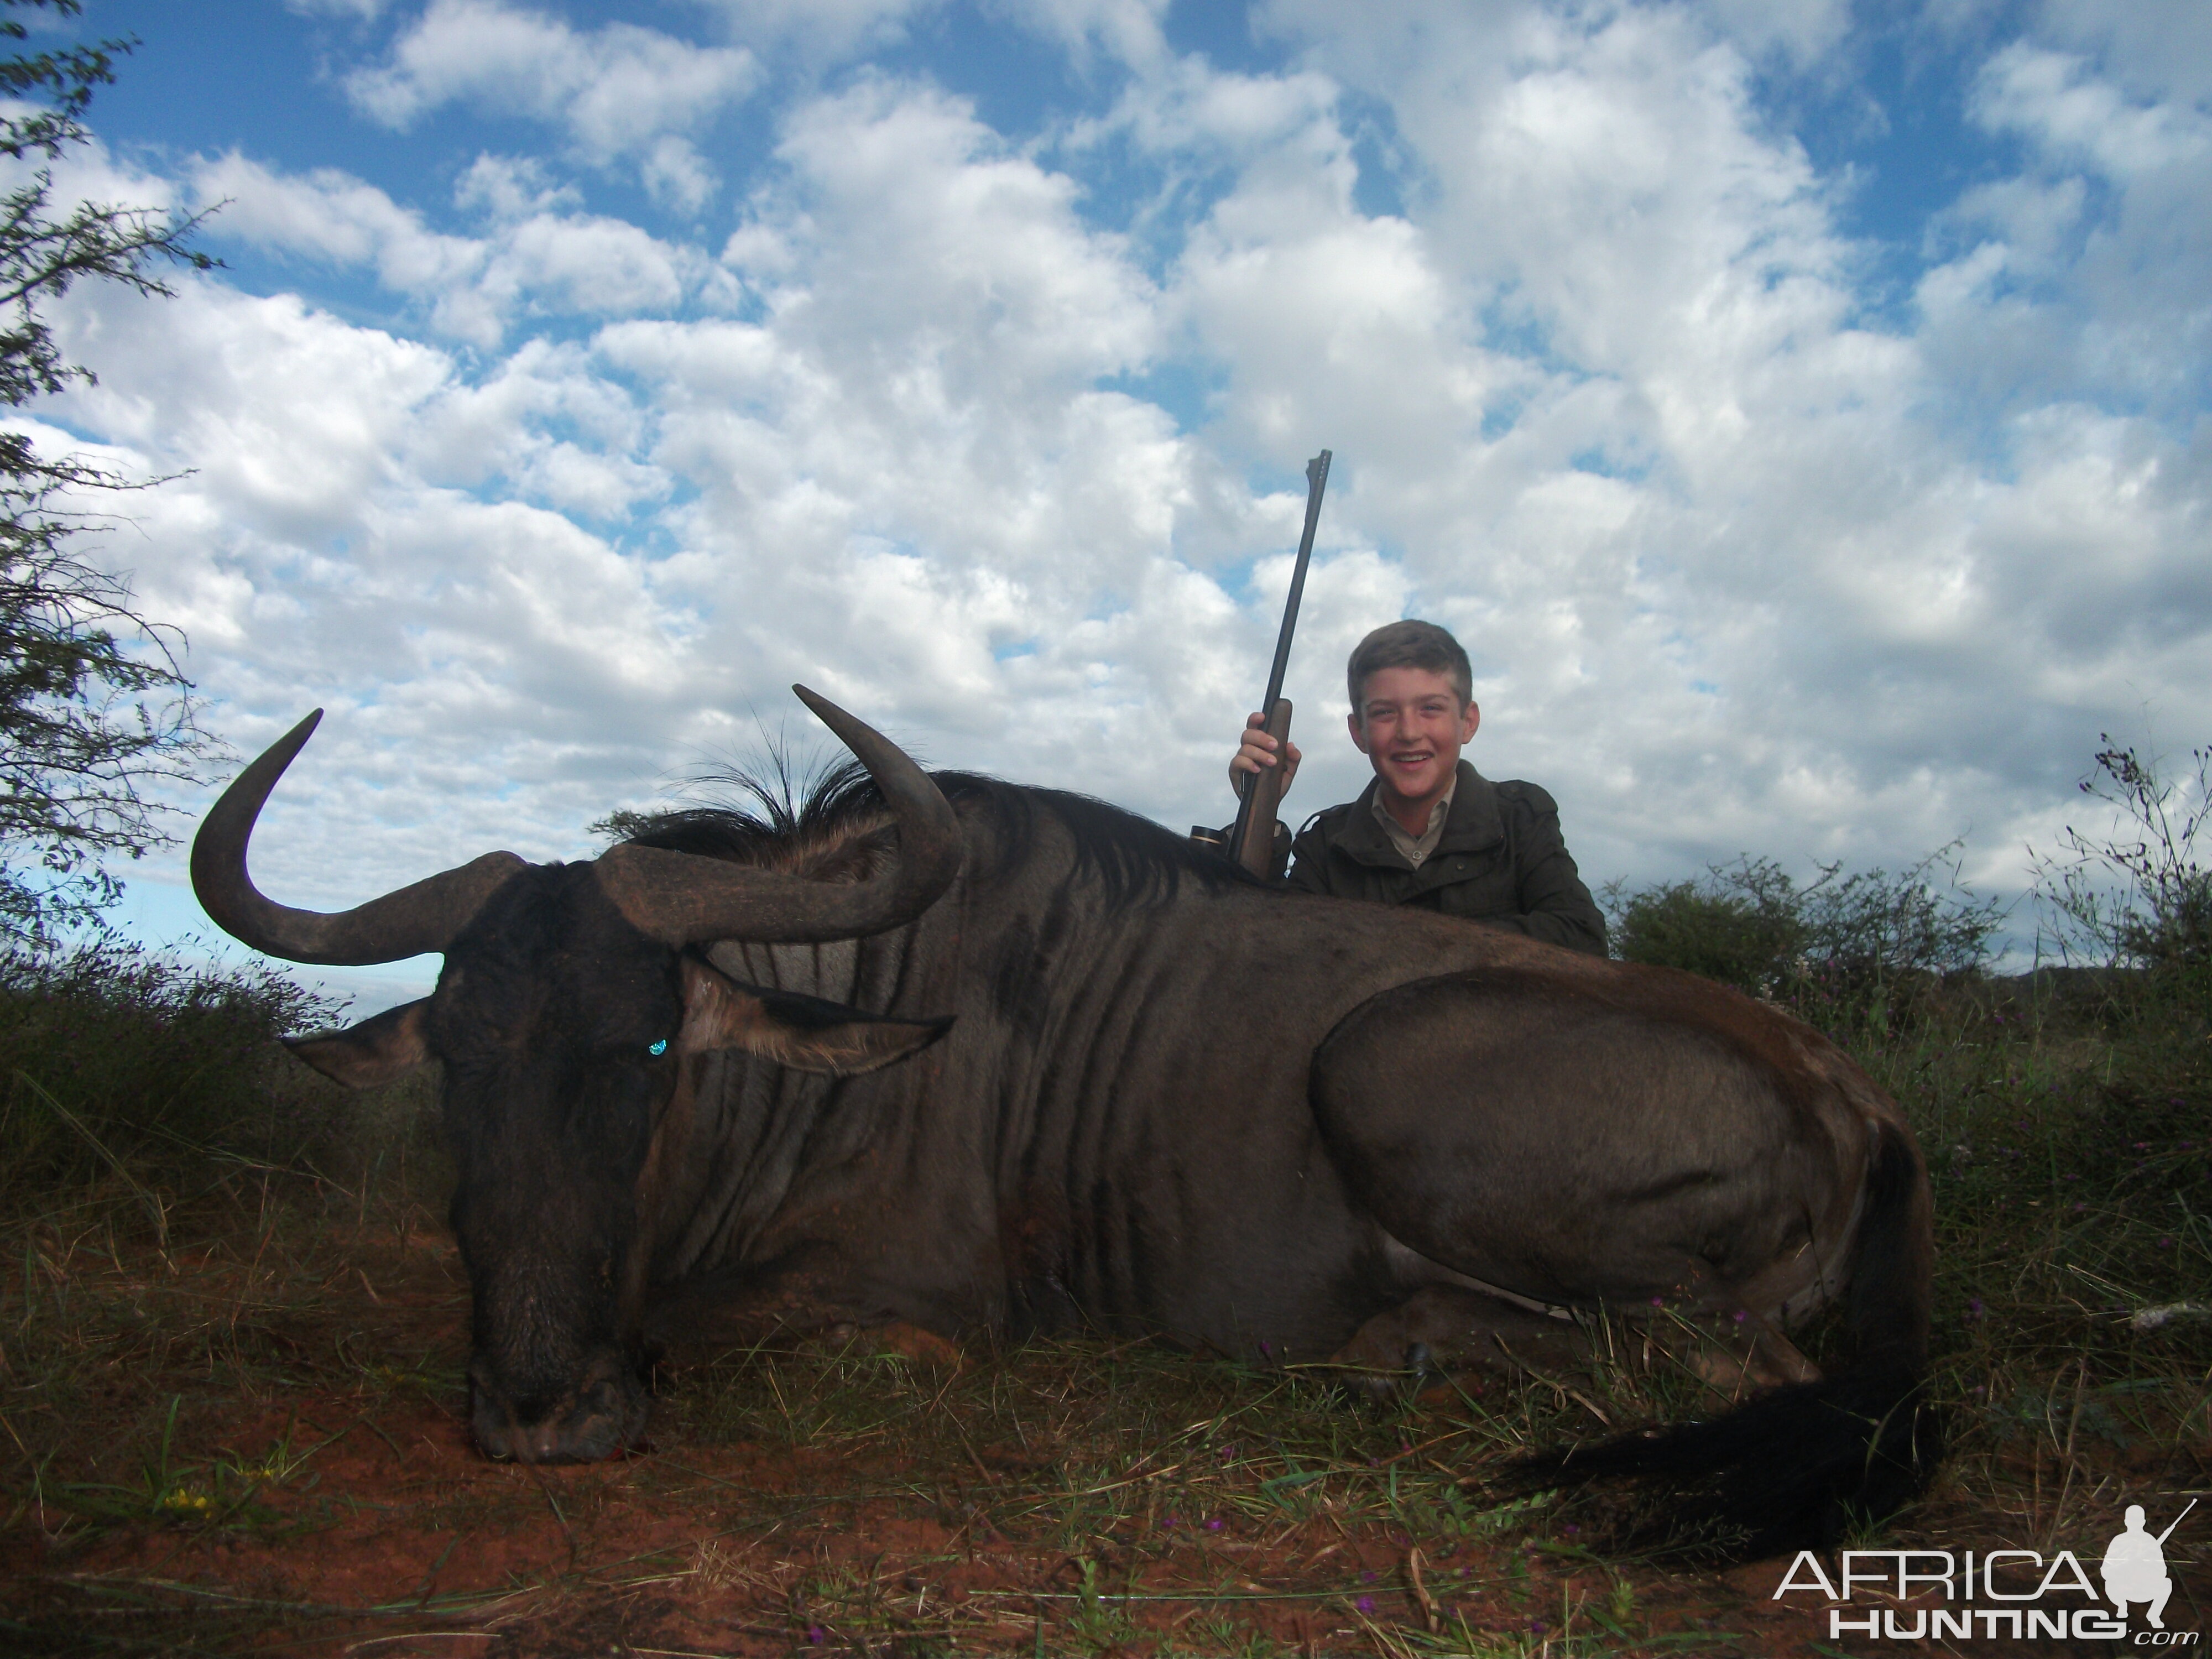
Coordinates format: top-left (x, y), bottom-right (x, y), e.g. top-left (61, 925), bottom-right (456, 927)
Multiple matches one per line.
top-left (979, 780), bottom-right (1271, 909)
top-left (619, 760), bottom-right (1269, 911)
top-left (621, 757), bottom-right (881, 862)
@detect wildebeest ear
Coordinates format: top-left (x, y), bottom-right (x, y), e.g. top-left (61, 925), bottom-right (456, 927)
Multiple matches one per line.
top-left (285, 998), bottom-right (432, 1087)
top-left (677, 955), bottom-right (951, 1076)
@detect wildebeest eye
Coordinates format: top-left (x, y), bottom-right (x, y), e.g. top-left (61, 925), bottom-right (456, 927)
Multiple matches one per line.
top-left (648, 1038), bottom-right (669, 1057)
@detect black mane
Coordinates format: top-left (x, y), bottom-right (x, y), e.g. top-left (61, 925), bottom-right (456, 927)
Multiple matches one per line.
top-left (619, 757), bottom-right (882, 862)
top-left (619, 764), bottom-right (1270, 910)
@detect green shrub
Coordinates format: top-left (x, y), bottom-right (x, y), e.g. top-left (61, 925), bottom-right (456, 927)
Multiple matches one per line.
top-left (0, 940), bottom-right (368, 1226)
top-left (1604, 862), bottom-right (1802, 994)
top-left (2033, 738), bottom-right (2211, 991)
top-left (1606, 848), bottom-right (2005, 1030)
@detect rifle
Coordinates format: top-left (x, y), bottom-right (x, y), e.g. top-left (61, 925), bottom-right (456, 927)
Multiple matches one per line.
top-left (2156, 1499), bottom-right (2197, 1545)
top-left (1225, 449), bottom-right (1331, 877)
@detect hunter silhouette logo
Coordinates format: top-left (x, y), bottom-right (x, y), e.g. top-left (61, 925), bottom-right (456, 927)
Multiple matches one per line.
top-left (2105, 1500), bottom-right (2193, 1630)
top-left (1771, 1498), bottom-right (2200, 1644)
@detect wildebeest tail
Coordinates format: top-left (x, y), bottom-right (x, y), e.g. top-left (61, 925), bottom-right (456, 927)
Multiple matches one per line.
top-left (1507, 1119), bottom-right (1943, 1559)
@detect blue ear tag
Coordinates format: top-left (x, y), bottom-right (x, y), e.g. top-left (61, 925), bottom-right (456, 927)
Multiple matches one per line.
top-left (649, 1039), bottom-right (669, 1056)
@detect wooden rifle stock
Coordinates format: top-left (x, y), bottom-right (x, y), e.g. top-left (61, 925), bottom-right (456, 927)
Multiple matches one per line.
top-left (1232, 699), bottom-right (1292, 876)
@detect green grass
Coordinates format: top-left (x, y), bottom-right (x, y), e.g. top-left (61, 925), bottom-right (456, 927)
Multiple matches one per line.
top-left (1851, 972), bottom-right (2212, 1554)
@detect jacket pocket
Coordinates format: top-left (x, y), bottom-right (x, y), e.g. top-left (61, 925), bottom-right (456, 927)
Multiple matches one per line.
top-left (1417, 855), bottom-right (1519, 921)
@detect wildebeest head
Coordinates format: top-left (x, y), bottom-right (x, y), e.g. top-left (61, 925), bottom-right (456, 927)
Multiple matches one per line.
top-left (191, 689), bottom-right (959, 1462)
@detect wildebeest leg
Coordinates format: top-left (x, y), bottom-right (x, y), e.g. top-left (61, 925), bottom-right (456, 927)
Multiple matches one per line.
top-left (1311, 972), bottom-right (1867, 1362)
top-left (1331, 1284), bottom-right (1593, 1397)
top-left (641, 1243), bottom-right (956, 1358)
top-left (812, 1320), bottom-right (966, 1371)
top-left (1329, 1284), bottom-right (1817, 1404)
top-left (1662, 1313), bottom-right (1821, 1392)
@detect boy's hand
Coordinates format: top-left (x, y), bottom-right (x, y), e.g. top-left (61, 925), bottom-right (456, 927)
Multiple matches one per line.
top-left (1229, 711), bottom-right (1301, 796)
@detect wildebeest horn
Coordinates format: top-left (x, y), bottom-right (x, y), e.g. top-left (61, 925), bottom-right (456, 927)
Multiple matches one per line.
top-left (591, 686), bottom-right (963, 946)
top-left (191, 710), bottom-right (528, 966)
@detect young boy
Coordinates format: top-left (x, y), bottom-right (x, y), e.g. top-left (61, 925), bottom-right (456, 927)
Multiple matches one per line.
top-left (1230, 619), bottom-right (1606, 956)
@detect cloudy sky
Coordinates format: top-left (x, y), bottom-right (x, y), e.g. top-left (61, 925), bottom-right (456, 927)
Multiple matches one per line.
top-left (11, 0), bottom-right (2209, 1005)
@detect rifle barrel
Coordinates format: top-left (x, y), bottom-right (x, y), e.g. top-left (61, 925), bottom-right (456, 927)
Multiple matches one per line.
top-left (1260, 451), bottom-right (1331, 714)
top-left (1230, 450), bottom-right (1332, 866)
top-left (2156, 1498), bottom-right (2197, 1544)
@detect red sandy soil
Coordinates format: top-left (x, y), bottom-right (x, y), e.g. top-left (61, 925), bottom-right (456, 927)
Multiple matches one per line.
top-left (3, 1223), bottom-right (2203, 1657)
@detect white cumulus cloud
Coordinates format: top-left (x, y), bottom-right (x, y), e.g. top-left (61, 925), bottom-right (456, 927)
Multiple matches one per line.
top-left (346, 0), bottom-right (760, 207)
top-left (188, 152), bottom-right (713, 346)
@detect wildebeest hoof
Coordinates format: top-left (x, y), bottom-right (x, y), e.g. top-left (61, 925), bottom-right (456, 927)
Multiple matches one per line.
top-left (1326, 1321), bottom-right (1431, 1404)
top-left (1329, 1369), bottom-right (1395, 1406)
top-left (1331, 1284), bottom-right (1599, 1405)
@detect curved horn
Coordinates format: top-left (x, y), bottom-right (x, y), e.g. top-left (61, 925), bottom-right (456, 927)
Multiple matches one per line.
top-left (593, 686), bottom-right (962, 946)
top-left (191, 710), bottom-right (527, 966)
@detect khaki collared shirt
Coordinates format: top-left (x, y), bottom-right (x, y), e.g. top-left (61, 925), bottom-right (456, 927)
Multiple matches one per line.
top-left (1371, 782), bottom-right (1456, 869)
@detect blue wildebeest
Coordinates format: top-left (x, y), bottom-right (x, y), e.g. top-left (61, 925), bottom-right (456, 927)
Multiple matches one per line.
top-left (193, 689), bottom-right (1937, 1552)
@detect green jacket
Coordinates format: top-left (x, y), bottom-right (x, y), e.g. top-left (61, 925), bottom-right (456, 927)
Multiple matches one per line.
top-left (1285, 762), bottom-right (1608, 956)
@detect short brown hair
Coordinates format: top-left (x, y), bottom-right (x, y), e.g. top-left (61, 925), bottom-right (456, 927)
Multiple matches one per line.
top-left (1347, 620), bottom-right (1472, 711)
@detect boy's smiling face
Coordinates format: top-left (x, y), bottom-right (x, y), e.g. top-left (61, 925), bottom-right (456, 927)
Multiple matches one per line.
top-left (1348, 665), bottom-right (1480, 810)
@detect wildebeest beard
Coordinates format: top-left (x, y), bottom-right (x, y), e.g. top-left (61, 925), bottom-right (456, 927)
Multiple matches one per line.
top-left (431, 864), bottom-right (677, 1463)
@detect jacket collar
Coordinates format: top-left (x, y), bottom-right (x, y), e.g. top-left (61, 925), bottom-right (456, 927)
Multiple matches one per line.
top-left (1335, 761), bottom-right (1503, 870)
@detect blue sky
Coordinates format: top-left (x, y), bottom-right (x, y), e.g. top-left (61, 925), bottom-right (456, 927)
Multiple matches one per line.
top-left (9, 0), bottom-right (2210, 1008)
